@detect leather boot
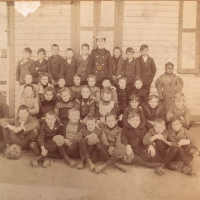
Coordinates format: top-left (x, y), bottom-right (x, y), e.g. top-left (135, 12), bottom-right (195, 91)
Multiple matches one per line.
top-left (77, 157), bottom-right (85, 170)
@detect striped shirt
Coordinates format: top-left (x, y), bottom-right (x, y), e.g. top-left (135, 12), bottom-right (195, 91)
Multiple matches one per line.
top-left (65, 121), bottom-right (79, 142)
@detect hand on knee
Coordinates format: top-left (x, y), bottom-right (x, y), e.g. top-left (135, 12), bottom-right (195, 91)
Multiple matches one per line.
top-left (148, 145), bottom-right (156, 157)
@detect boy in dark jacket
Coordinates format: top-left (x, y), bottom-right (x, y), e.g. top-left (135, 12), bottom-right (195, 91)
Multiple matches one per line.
top-left (31, 48), bottom-right (48, 84)
top-left (30, 111), bottom-right (62, 168)
top-left (111, 47), bottom-right (124, 84)
top-left (129, 78), bottom-right (148, 106)
top-left (137, 44), bottom-right (157, 94)
top-left (122, 94), bottom-right (146, 128)
top-left (143, 94), bottom-right (166, 131)
top-left (74, 85), bottom-right (96, 122)
top-left (54, 108), bottom-right (83, 167)
top-left (123, 47), bottom-right (140, 88)
top-left (59, 48), bottom-right (77, 87)
top-left (70, 74), bottom-right (82, 100)
top-left (87, 32), bottom-right (113, 86)
top-left (16, 47), bottom-right (34, 85)
top-left (121, 112), bottom-right (161, 168)
top-left (47, 44), bottom-right (64, 86)
top-left (0, 105), bottom-right (39, 151)
top-left (77, 43), bottom-right (90, 85)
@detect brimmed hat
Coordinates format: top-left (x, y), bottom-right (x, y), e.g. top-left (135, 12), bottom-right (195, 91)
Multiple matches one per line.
top-left (95, 32), bottom-right (106, 39)
top-left (173, 93), bottom-right (185, 101)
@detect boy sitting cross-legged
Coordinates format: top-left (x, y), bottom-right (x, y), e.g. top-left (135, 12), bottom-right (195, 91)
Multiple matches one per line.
top-left (121, 112), bottom-right (161, 168)
top-left (53, 108), bottom-right (83, 167)
top-left (95, 113), bottom-right (127, 174)
top-left (30, 111), bottom-right (62, 168)
top-left (0, 105), bottom-right (39, 151)
top-left (75, 115), bottom-right (102, 171)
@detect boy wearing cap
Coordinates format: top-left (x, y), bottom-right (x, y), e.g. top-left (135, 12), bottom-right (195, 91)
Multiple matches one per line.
top-left (166, 93), bottom-right (190, 130)
top-left (155, 62), bottom-right (183, 113)
top-left (137, 44), bottom-right (157, 94)
top-left (87, 32), bottom-right (113, 86)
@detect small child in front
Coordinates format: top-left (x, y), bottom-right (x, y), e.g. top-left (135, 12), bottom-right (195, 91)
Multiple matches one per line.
top-left (54, 77), bottom-right (66, 102)
top-left (0, 105), bottom-right (39, 151)
top-left (143, 94), bottom-right (166, 131)
top-left (55, 87), bottom-right (74, 125)
top-left (75, 115), bottom-right (102, 171)
top-left (166, 93), bottom-right (190, 130)
top-left (30, 111), bottom-right (62, 168)
top-left (16, 47), bottom-right (34, 85)
top-left (87, 74), bottom-right (100, 102)
top-left (95, 113), bottom-right (127, 174)
top-left (121, 112), bottom-right (160, 168)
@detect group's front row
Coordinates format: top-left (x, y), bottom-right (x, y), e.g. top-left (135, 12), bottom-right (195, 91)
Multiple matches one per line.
top-left (0, 103), bottom-right (199, 176)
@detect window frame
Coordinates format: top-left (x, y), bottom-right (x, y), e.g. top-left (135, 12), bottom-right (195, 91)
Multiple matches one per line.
top-left (178, 1), bottom-right (200, 74)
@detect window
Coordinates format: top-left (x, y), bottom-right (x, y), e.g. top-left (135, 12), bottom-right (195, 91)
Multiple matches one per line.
top-left (178, 1), bottom-right (200, 74)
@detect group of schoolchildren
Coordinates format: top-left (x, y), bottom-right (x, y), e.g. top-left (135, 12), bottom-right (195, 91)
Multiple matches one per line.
top-left (0, 32), bottom-right (199, 176)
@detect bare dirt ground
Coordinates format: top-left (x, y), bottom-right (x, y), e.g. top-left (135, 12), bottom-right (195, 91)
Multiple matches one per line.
top-left (0, 125), bottom-right (200, 200)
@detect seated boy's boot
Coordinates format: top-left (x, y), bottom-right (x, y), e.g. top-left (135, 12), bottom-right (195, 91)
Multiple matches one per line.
top-left (86, 158), bottom-right (95, 171)
top-left (167, 162), bottom-right (181, 171)
top-left (147, 162), bottom-right (162, 168)
top-left (43, 158), bottom-right (53, 168)
top-left (182, 165), bottom-right (191, 175)
top-left (77, 157), bottom-right (85, 170)
top-left (95, 164), bottom-right (108, 174)
top-left (155, 164), bottom-right (165, 176)
top-left (31, 156), bottom-right (44, 167)
top-left (64, 155), bottom-right (76, 167)
top-left (188, 162), bottom-right (197, 176)
top-left (113, 163), bottom-right (127, 173)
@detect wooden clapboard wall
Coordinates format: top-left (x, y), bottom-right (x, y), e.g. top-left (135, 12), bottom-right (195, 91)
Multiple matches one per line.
top-left (13, 1), bottom-right (71, 113)
top-left (122, 1), bottom-right (200, 117)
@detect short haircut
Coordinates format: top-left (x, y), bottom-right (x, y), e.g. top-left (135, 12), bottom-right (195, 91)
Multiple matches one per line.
top-left (60, 87), bottom-right (71, 96)
top-left (46, 110), bottom-right (56, 117)
top-left (154, 118), bottom-right (165, 126)
top-left (66, 48), bottom-right (73, 52)
top-left (24, 83), bottom-right (34, 91)
top-left (140, 44), bottom-right (149, 51)
top-left (134, 77), bottom-right (143, 84)
top-left (148, 94), bottom-right (159, 102)
top-left (37, 48), bottom-right (46, 55)
top-left (81, 85), bottom-right (91, 92)
top-left (173, 92), bottom-right (185, 101)
top-left (24, 47), bottom-right (32, 54)
top-left (81, 43), bottom-right (89, 49)
top-left (126, 47), bottom-right (134, 54)
top-left (25, 73), bottom-right (32, 78)
top-left (74, 73), bottom-right (82, 80)
top-left (105, 112), bottom-right (117, 120)
top-left (113, 46), bottom-right (121, 52)
top-left (118, 76), bottom-right (127, 83)
top-left (129, 94), bottom-right (140, 102)
top-left (96, 38), bottom-right (106, 42)
top-left (101, 87), bottom-right (112, 95)
top-left (86, 114), bottom-right (96, 123)
top-left (68, 108), bottom-right (80, 116)
top-left (170, 116), bottom-right (183, 124)
top-left (18, 104), bottom-right (29, 113)
top-left (58, 77), bottom-right (66, 82)
top-left (44, 87), bottom-right (55, 95)
top-left (87, 74), bottom-right (97, 81)
top-left (40, 72), bottom-right (49, 80)
top-left (51, 44), bottom-right (59, 49)
top-left (128, 111), bottom-right (140, 119)
top-left (165, 62), bottom-right (174, 68)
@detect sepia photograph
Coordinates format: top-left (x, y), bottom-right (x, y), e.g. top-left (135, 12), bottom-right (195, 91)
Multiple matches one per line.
top-left (0, 1), bottom-right (200, 200)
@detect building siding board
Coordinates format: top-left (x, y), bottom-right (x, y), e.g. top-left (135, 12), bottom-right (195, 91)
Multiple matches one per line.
top-left (14, 2), bottom-right (71, 111)
top-left (123, 1), bottom-right (200, 116)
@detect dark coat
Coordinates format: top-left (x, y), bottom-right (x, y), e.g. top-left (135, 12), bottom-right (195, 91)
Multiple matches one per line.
top-left (155, 73), bottom-right (183, 112)
top-left (87, 48), bottom-right (113, 82)
top-left (117, 86), bottom-right (130, 114)
top-left (47, 55), bottom-right (64, 81)
top-left (0, 99), bottom-right (9, 119)
top-left (123, 58), bottom-right (140, 85)
top-left (111, 56), bottom-right (124, 77)
top-left (59, 58), bottom-right (77, 87)
top-left (31, 59), bottom-right (48, 84)
top-left (16, 58), bottom-right (34, 84)
top-left (77, 55), bottom-right (90, 81)
top-left (121, 125), bottom-right (147, 155)
top-left (137, 56), bottom-right (157, 86)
